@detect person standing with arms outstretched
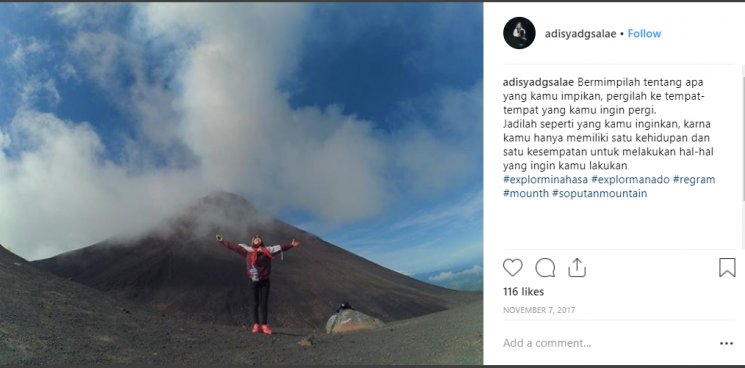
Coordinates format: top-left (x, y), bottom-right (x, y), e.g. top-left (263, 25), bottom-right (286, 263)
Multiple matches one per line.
top-left (216, 233), bottom-right (300, 335)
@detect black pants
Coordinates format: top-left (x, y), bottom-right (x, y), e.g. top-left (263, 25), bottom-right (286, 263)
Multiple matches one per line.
top-left (250, 279), bottom-right (271, 325)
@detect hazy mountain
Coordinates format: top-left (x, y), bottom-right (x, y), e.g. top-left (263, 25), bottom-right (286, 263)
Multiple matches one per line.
top-left (34, 192), bottom-right (479, 328)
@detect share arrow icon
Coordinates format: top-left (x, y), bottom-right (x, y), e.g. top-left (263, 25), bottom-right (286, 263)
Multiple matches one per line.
top-left (569, 258), bottom-right (587, 278)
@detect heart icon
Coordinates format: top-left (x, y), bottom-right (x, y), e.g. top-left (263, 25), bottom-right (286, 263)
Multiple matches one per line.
top-left (503, 258), bottom-right (523, 277)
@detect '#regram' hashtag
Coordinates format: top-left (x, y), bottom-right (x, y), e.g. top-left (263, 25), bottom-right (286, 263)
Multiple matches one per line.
top-left (673, 175), bottom-right (679, 183)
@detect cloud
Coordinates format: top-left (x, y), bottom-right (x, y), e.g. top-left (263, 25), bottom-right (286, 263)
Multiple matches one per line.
top-left (66, 27), bottom-right (195, 170)
top-left (58, 63), bottom-right (79, 82)
top-left (428, 264), bottom-right (483, 282)
top-left (0, 109), bottom-right (206, 260)
top-left (50, 3), bottom-right (127, 30)
top-left (69, 31), bottom-right (130, 88)
top-left (0, 131), bottom-right (9, 149)
top-left (6, 37), bottom-right (48, 68)
top-left (5, 36), bottom-right (58, 107)
top-left (18, 77), bottom-right (61, 107)
top-left (3, 33), bottom-right (68, 114)
top-left (390, 82), bottom-right (483, 195)
top-left (391, 189), bottom-right (482, 231)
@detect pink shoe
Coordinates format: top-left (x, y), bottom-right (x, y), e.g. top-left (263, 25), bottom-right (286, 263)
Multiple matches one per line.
top-left (261, 324), bottom-right (272, 335)
top-left (251, 323), bottom-right (260, 333)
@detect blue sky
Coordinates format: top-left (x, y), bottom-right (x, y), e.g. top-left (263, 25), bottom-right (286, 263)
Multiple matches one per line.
top-left (0, 3), bottom-right (482, 277)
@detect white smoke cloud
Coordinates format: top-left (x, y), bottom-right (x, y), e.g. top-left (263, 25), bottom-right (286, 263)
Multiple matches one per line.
top-left (0, 109), bottom-right (206, 260)
top-left (136, 3), bottom-right (390, 221)
top-left (0, 4), bottom-right (481, 261)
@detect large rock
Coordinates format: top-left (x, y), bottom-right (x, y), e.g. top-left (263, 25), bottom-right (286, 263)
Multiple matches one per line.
top-left (325, 309), bottom-right (384, 334)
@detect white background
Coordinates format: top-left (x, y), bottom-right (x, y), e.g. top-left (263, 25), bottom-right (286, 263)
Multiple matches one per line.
top-left (485, 3), bottom-right (745, 364)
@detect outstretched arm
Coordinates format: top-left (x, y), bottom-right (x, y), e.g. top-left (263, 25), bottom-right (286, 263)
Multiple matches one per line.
top-left (215, 234), bottom-right (249, 256)
top-left (267, 239), bottom-right (300, 254)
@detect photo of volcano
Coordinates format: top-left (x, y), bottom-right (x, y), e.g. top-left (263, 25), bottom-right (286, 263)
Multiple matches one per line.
top-left (0, 3), bottom-right (483, 365)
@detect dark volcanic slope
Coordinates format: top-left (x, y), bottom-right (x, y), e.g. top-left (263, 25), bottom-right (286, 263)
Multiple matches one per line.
top-left (0, 243), bottom-right (235, 364)
top-left (1, 244), bottom-right (482, 365)
top-left (34, 192), bottom-right (478, 328)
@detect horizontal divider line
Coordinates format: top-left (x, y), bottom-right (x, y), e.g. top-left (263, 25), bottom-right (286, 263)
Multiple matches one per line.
top-left (504, 319), bottom-right (735, 322)
top-left (502, 249), bottom-right (734, 251)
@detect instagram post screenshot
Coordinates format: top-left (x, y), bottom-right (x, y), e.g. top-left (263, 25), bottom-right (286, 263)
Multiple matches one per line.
top-left (1, 1), bottom-right (744, 366)
top-left (486, 2), bottom-right (745, 365)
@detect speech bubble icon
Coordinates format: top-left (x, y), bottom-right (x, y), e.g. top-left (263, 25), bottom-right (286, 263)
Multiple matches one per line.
top-left (535, 258), bottom-right (556, 277)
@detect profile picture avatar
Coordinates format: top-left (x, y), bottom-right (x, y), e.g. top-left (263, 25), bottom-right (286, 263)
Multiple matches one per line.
top-left (504, 17), bottom-right (535, 49)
